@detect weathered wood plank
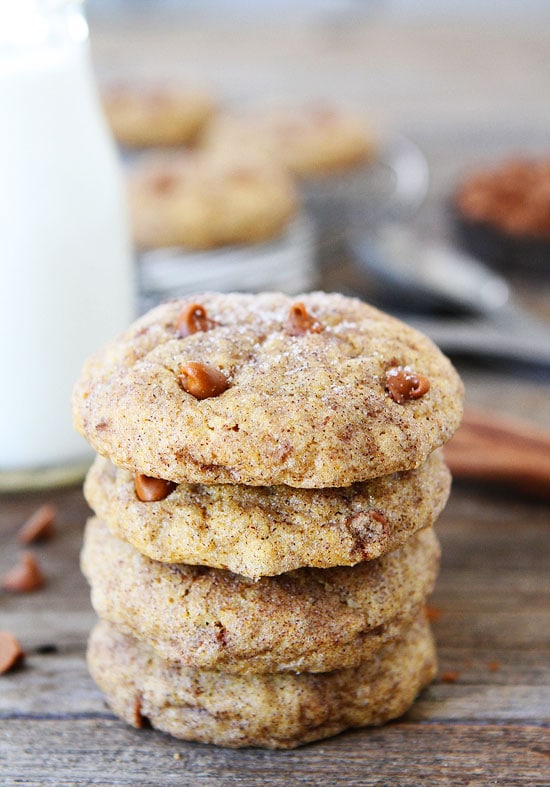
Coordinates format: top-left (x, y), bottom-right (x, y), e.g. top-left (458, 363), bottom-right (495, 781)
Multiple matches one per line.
top-left (0, 612), bottom-right (94, 649)
top-left (430, 610), bottom-right (550, 649)
top-left (411, 685), bottom-right (550, 723)
top-left (429, 647), bottom-right (550, 685)
top-left (1, 719), bottom-right (548, 786)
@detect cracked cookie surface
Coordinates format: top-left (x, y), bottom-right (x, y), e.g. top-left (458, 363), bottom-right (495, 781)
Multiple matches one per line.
top-left (82, 517), bottom-right (439, 673)
top-left (87, 612), bottom-right (436, 749)
top-left (200, 104), bottom-right (376, 178)
top-left (127, 150), bottom-right (298, 249)
top-left (72, 292), bottom-right (464, 487)
top-left (102, 83), bottom-right (215, 148)
top-left (84, 450), bottom-right (449, 577)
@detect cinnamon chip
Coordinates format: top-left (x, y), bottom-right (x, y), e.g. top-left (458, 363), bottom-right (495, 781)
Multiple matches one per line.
top-left (178, 362), bottom-right (229, 399)
top-left (175, 303), bottom-right (219, 337)
top-left (284, 302), bottom-right (324, 336)
top-left (135, 473), bottom-right (176, 503)
top-left (1, 552), bottom-right (45, 593)
top-left (0, 632), bottom-right (24, 674)
top-left (386, 366), bottom-right (430, 404)
top-left (17, 504), bottom-right (56, 545)
top-left (132, 695), bottom-right (146, 728)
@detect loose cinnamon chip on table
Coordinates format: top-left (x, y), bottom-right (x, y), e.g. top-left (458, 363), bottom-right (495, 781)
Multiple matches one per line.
top-left (440, 670), bottom-right (460, 683)
top-left (178, 362), bottom-right (229, 399)
top-left (386, 366), bottom-right (430, 404)
top-left (1, 552), bottom-right (45, 593)
top-left (135, 474), bottom-right (176, 503)
top-left (175, 303), bottom-right (219, 337)
top-left (17, 503), bottom-right (56, 544)
top-left (0, 632), bottom-right (25, 674)
top-left (284, 302), bottom-right (324, 336)
top-left (426, 606), bottom-right (442, 623)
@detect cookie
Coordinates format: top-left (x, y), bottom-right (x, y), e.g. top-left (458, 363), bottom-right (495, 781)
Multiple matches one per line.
top-left (102, 83), bottom-right (215, 148)
top-left (201, 104), bottom-right (376, 178)
top-left (84, 450), bottom-right (449, 577)
top-left (127, 149), bottom-right (298, 250)
top-left (82, 517), bottom-right (440, 673)
top-left (72, 292), bottom-right (464, 488)
top-left (87, 612), bottom-right (436, 749)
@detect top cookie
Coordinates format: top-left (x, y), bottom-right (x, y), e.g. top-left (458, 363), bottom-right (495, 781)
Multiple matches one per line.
top-left (102, 82), bottom-right (215, 148)
top-left (127, 148), bottom-right (298, 250)
top-left (72, 292), bottom-right (464, 487)
top-left (200, 104), bottom-right (376, 178)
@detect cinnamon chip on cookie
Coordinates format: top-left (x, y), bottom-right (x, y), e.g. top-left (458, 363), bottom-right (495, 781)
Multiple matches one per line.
top-left (73, 292), bottom-right (463, 488)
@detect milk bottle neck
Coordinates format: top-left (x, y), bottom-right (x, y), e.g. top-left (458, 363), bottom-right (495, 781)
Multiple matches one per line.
top-left (0, 0), bottom-right (136, 485)
top-left (0, 0), bottom-right (88, 52)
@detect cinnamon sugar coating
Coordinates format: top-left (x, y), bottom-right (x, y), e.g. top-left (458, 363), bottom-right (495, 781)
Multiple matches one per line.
top-left (127, 150), bottom-right (297, 249)
top-left (84, 450), bottom-right (450, 577)
top-left (72, 292), bottom-right (464, 488)
top-left (87, 612), bottom-right (436, 749)
top-left (82, 517), bottom-right (440, 673)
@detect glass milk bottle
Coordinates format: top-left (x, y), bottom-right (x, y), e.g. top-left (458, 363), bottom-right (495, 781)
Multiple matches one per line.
top-left (0, 0), bottom-right (135, 488)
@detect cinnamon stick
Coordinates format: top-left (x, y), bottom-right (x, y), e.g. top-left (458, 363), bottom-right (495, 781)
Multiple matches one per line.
top-left (444, 407), bottom-right (550, 500)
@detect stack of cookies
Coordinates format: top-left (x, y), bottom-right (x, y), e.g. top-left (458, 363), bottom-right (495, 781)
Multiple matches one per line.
top-left (72, 292), bottom-right (463, 749)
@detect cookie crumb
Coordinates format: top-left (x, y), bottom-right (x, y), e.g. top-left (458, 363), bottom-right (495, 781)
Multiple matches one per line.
top-left (17, 504), bottom-right (56, 544)
top-left (440, 670), bottom-right (460, 683)
top-left (426, 606), bottom-right (442, 623)
top-left (173, 752), bottom-right (181, 761)
top-left (0, 631), bottom-right (25, 674)
top-left (1, 552), bottom-right (45, 593)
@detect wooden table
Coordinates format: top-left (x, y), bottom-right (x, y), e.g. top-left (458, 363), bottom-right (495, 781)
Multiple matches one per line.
top-left (2, 10), bottom-right (550, 785)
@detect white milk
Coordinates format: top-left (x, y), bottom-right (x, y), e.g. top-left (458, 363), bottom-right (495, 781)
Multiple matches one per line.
top-left (0, 3), bottom-right (135, 477)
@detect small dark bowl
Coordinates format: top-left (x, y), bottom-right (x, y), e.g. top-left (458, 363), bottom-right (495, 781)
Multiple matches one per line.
top-left (449, 202), bottom-right (550, 275)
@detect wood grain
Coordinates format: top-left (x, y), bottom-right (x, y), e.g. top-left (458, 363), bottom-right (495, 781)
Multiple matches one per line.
top-left (1, 721), bottom-right (548, 786)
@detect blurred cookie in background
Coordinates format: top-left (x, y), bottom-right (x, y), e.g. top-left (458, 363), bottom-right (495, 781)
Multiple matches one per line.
top-left (102, 82), bottom-right (216, 148)
top-left (199, 102), bottom-right (381, 273)
top-left (126, 149), bottom-right (314, 307)
top-left (127, 147), bottom-right (299, 250)
top-left (200, 102), bottom-right (377, 179)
